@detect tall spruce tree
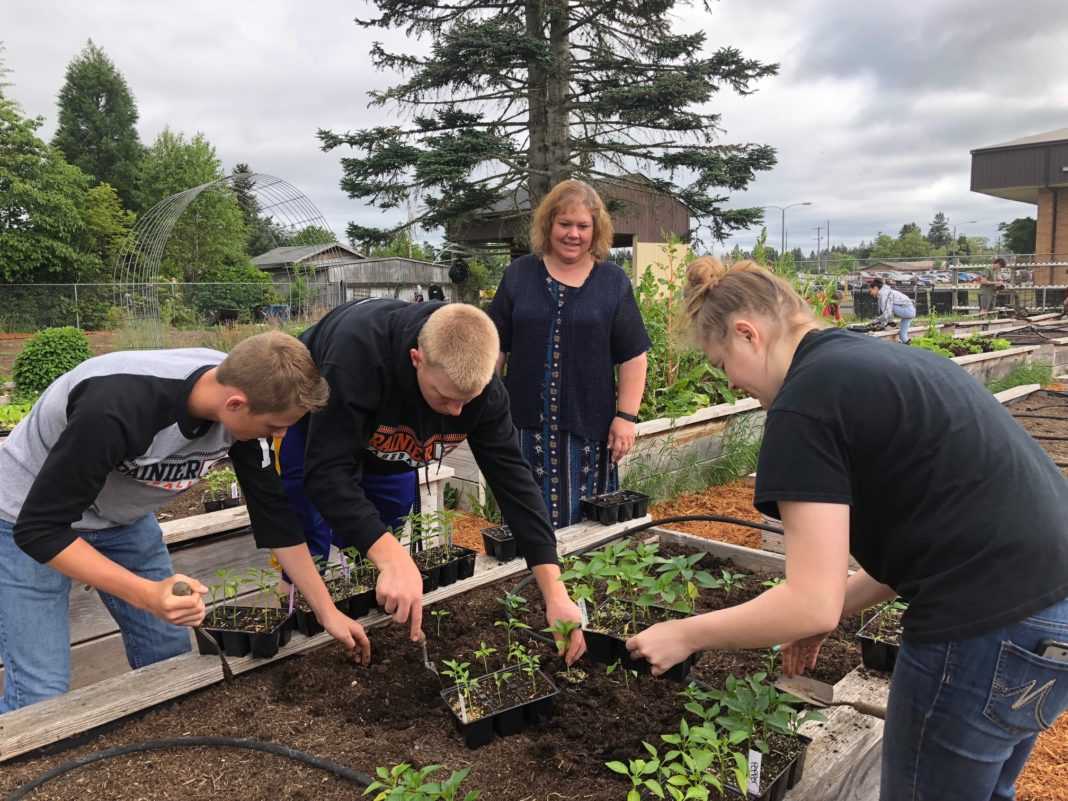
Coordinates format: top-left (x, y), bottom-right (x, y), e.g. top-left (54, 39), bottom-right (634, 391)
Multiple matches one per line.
top-left (927, 211), bottom-right (950, 248)
top-left (319, 0), bottom-right (778, 244)
top-left (231, 164), bottom-right (288, 256)
top-left (52, 40), bottom-right (143, 210)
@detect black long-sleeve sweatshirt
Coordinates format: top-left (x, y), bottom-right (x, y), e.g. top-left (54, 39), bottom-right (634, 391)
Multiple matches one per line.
top-left (298, 299), bottom-right (559, 568)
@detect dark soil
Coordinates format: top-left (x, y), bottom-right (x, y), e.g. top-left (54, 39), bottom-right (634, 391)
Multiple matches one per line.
top-left (0, 542), bottom-right (862, 801)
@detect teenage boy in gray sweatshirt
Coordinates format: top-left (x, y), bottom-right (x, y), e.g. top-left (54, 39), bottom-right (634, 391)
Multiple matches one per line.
top-left (0, 331), bottom-right (370, 713)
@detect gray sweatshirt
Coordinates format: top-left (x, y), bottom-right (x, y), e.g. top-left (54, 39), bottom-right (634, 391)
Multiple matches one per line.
top-left (0, 349), bottom-right (303, 563)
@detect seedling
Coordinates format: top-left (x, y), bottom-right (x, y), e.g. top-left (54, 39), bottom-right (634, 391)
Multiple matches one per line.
top-left (606, 659), bottom-right (638, 691)
top-left (543, 618), bottom-right (580, 656)
top-left (605, 742), bottom-right (663, 801)
top-left (441, 658), bottom-right (475, 705)
top-left (493, 617), bottom-right (530, 650)
top-left (430, 608), bottom-right (451, 638)
top-left (491, 668), bottom-right (513, 705)
top-left (473, 642), bottom-right (497, 674)
top-left (363, 762), bottom-right (482, 801)
top-left (720, 569), bottom-right (747, 596)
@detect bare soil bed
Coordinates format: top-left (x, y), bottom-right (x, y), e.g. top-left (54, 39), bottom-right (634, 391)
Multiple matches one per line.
top-left (0, 542), bottom-right (862, 801)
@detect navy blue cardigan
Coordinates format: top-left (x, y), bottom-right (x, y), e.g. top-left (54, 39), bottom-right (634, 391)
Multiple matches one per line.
top-left (488, 254), bottom-right (651, 441)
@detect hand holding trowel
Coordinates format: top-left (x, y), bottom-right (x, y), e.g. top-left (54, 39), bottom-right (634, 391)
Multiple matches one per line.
top-left (773, 674), bottom-right (886, 719)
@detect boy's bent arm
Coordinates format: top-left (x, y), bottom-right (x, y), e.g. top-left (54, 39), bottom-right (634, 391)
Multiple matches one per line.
top-left (48, 538), bottom-right (205, 625)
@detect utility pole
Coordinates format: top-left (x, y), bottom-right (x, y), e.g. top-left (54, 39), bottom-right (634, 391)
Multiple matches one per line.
top-left (813, 227), bottom-right (824, 273)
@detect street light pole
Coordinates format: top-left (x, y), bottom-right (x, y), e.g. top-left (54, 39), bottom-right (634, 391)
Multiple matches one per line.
top-left (761, 202), bottom-right (812, 257)
top-left (813, 227), bottom-right (824, 273)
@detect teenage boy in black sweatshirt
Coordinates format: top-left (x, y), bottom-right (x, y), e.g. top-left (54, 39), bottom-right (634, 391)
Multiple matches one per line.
top-left (0, 332), bottom-right (371, 713)
top-left (279, 299), bottom-right (586, 662)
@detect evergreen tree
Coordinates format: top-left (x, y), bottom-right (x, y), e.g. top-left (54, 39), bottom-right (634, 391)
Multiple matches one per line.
top-left (898, 222), bottom-right (921, 239)
top-left (318, 0), bottom-right (778, 244)
top-left (231, 163), bottom-right (288, 256)
top-left (0, 90), bottom-right (93, 282)
top-left (52, 40), bottom-right (143, 210)
top-left (926, 211), bottom-right (950, 248)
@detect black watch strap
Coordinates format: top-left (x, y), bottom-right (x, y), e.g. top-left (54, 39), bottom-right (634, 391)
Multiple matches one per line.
top-left (615, 410), bottom-right (638, 423)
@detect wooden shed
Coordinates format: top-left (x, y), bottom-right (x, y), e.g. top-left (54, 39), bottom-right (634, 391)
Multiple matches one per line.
top-left (447, 174), bottom-right (691, 260)
top-left (252, 243), bottom-right (456, 304)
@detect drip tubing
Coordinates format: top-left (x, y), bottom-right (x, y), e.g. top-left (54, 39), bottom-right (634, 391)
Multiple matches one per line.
top-left (5, 737), bottom-right (374, 801)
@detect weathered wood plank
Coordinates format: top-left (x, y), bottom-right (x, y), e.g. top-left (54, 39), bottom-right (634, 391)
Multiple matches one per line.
top-left (652, 527), bottom-right (787, 574)
top-left (0, 515), bottom-right (648, 761)
top-left (161, 506), bottom-right (251, 546)
top-left (787, 668), bottom-right (891, 800)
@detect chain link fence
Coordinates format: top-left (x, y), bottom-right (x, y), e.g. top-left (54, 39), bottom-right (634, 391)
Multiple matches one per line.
top-left (0, 282), bottom-right (347, 334)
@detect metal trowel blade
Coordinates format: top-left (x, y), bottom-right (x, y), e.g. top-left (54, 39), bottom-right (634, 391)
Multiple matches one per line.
top-left (773, 675), bottom-right (835, 707)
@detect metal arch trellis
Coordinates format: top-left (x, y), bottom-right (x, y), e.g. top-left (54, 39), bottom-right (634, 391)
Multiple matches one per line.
top-left (113, 172), bottom-right (338, 348)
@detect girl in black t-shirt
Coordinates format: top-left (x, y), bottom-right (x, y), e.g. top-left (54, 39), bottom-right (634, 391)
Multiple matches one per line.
top-left (626, 256), bottom-right (1068, 800)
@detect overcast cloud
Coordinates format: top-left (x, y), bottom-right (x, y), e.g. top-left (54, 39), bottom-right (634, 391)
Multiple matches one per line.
top-left (2, 0), bottom-right (1066, 258)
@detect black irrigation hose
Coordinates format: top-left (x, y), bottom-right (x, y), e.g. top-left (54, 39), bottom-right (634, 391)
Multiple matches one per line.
top-left (510, 514), bottom-right (780, 648)
top-left (4, 737), bottom-right (375, 801)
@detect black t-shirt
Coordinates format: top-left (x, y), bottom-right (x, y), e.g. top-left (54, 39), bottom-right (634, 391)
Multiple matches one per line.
top-left (754, 328), bottom-right (1068, 643)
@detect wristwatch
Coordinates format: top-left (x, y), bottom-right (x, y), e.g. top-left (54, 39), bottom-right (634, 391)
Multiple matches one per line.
top-left (615, 410), bottom-right (638, 423)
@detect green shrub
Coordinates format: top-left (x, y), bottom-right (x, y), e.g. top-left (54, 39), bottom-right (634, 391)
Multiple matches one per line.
top-left (13, 327), bottom-right (93, 396)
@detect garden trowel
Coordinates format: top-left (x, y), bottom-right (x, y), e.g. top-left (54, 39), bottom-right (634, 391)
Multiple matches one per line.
top-left (773, 675), bottom-right (886, 719)
top-left (415, 630), bottom-right (443, 687)
top-left (173, 580), bottom-right (234, 683)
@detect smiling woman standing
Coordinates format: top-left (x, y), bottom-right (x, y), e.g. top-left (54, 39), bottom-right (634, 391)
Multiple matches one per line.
top-left (488, 180), bottom-right (650, 528)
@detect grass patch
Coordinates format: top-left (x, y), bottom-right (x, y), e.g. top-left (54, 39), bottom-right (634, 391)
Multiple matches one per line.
top-left (986, 362), bottom-right (1054, 394)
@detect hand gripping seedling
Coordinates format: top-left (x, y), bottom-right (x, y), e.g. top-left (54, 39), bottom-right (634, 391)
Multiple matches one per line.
top-left (173, 580), bottom-right (234, 682)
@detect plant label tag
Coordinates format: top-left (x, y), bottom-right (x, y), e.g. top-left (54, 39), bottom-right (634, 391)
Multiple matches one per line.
top-left (747, 749), bottom-right (762, 795)
top-left (230, 482), bottom-right (239, 499)
top-left (578, 599), bottom-right (589, 629)
top-left (457, 691), bottom-right (469, 724)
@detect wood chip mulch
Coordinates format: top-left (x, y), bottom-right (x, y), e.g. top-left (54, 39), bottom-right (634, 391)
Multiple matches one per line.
top-left (649, 480), bottom-right (764, 549)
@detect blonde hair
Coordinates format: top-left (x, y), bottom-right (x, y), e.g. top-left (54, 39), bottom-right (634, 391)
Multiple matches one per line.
top-left (530, 180), bottom-right (614, 262)
top-left (683, 257), bottom-right (816, 346)
top-left (216, 331), bottom-right (329, 414)
top-left (418, 304), bottom-right (499, 394)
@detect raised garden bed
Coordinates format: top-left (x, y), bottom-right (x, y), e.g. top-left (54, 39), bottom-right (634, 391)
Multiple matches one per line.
top-left (0, 537), bottom-right (864, 800)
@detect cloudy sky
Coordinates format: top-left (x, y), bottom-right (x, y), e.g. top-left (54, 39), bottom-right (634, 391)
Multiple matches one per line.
top-left (3, 0), bottom-right (1066, 258)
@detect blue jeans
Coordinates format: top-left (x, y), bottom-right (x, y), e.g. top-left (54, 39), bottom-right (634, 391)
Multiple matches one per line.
top-left (894, 303), bottom-right (916, 343)
top-left (881, 596), bottom-right (1068, 800)
top-left (277, 426), bottom-right (416, 567)
top-left (0, 515), bottom-right (190, 713)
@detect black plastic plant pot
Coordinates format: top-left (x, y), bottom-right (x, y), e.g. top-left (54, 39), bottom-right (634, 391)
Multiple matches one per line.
top-left (481, 526), bottom-right (517, 562)
top-left (293, 606), bottom-right (324, 637)
top-left (198, 607), bottom-right (293, 659)
top-left (857, 631), bottom-right (899, 673)
top-left (441, 686), bottom-right (496, 749)
top-left (856, 609), bottom-right (901, 673)
top-left (582, 629), bottom-right (617, 665)
top-left (455, 546), bottom-right (478, 579)
top-left (222, 497), bottom-right (242, 508)
top-left (203, 499), bottom-right (224, 513)
top-left (785, 733), bottom-right (813, 790)
top-left (737, 750), bottom-right (796, 801)
top-left (618, 490), bottom-right (650, 520)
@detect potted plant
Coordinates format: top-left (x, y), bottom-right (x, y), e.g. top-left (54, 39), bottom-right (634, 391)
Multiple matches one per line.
top-left (439, 644), bottom-right (560, 750)
top-left (855, 598), bottom-right (906, 673)
top-left (404, 510), bottom-right (477, 590)
top-left (201, 466), bottom-right (240, 512)
top-left (198, 566), bottom-right (293, 658)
